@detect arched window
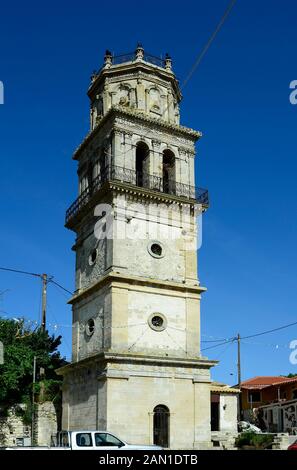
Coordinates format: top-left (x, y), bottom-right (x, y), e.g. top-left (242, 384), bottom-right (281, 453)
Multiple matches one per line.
top-left (153, 405), bottom-right (170, 448)
top-left (162, 149), bottom-right (175, 194)
top-left (136, 141), bottom-right (149, 187)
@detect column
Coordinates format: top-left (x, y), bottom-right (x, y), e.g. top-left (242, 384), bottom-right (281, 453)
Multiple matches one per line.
top-left (167, 90), bottom-right (174, 123)
top-left (110, 285), bottom-right (129, 351)
top-left (136, 77), bottom-right (145, 111)
top-left (193, 378), bottom-right (212, 449)
top-left (103, 81), bottom-right (111, 113)
top-left (185, 294), bottom-right (200, 356)
top-left (124, 132), bottom-right (133, 172)
top-left (178, 147), bottom-right (189, 192)
top-left (113, 129), bottom-right (123, 169)
top-left (160, 94), bottom-right (167, 120)
top-left (152, 140), bottom-right (162, 191)
top-left (189, 151), bottom-right (195, 187)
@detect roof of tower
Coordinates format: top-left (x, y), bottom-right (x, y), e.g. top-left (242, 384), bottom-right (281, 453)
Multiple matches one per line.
top-left (88, 44), bottom-right (181, 101)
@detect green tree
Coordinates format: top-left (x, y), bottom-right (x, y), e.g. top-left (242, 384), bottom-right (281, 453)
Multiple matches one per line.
top-left (0, 318), bottom-right (67, 411)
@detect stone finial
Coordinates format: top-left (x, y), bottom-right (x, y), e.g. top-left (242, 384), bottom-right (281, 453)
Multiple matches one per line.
top-left (90, 70), bottom-right (97, 83)
top-left (104, 49), bottom-right (113, 68)
top-left (135, 43), bottom-right (144, 61)
top-left (165, 53), bottom-right (172, 71)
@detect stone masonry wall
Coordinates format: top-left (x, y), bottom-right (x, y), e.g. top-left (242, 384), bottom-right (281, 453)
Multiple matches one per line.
top-left (0, 402), bottom-right (58, 447)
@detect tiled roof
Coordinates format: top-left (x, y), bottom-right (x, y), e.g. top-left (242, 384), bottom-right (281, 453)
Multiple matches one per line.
top-left (210, 381), bottom-right (240, 394)
top-left (241, 376), bottom-right (297, 390)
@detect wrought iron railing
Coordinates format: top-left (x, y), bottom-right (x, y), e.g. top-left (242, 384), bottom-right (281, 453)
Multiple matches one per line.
top-left (65, 165), bottom-right (209, 225)
top-left (109, 52), bottom-right (165, 68)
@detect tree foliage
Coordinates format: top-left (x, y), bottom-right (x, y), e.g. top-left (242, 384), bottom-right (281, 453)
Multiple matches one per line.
top-left (0, 318), bottom-right (67, 408)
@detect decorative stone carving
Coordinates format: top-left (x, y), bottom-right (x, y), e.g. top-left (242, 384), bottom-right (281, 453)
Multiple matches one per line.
top-left (152, 139), bottom-right (161, 148)
top-left (104, 50), bottom-right (113, 68)
top-left (165, 53), bottom-right (172, 72)
top-left (135, 43), bottom-right (144, 61)
top-left (90, 70), bottom-right (97, 83)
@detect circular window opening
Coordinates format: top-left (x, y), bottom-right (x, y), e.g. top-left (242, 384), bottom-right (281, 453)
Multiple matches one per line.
top-left (89, 248), bottom-right (97, 265)
top-left (148, 241), bottom-right (164, 259)
top-left (86, 318), bottom-right (95, 336)
top-left (152, 316), bottom-right (164, 328)
top-left (151, 243), bottom-right (162, 257)
top-left (148, 313), bottom-right (167, 332)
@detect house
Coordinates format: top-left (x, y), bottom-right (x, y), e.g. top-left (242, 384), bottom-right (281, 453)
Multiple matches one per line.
top-left (240, 376), bottom-right (297, 433)
top-left (210, 382), bottom-right (240, 448)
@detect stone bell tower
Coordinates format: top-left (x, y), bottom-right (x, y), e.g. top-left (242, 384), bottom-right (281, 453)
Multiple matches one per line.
top-left (57, 45), bottom-right (216, 449)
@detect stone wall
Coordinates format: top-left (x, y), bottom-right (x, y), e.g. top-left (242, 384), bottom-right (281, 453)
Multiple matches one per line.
top-left (219, 394), bottom-right (238, 433)
top-left (60, 357), bottom-right (214, 449)
top-left (0, 402), bottom-right (58, 447)
top-left (35, 402), bottom-right (58, 446)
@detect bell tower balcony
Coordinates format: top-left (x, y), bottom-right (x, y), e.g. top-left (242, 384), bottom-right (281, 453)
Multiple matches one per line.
top-left (65, 164), bottom-right (209, 228)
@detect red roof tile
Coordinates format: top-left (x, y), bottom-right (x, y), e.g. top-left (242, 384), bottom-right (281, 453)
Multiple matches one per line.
top-left (241, 376), bottom-right (297, 389)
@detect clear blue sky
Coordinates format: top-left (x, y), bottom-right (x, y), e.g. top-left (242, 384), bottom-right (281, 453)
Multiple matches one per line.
top-left (0, 0), bottom-right (296, 384)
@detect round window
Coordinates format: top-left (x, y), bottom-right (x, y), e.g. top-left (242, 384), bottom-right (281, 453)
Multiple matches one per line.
top-left (148, 313), bottom-right (167, 331)
top-left (86, 318), bottom-right (95, 336)
top-left (89, 248), bottom-right (97, 265)
top-left (147, 241), bottom-right (164, 259)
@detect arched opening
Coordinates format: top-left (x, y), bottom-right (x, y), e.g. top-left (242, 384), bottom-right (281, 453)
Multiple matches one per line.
top-left (162, 150), bottom-right (175, 194)
top-left (153, 405), bottom-right (169, 448)
top-left (136, 141), bottom-right (149, 187)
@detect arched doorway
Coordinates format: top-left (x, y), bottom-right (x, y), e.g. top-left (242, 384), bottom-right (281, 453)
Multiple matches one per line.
top-left (136, 141), bottom-right (149, 187)
top-left (153, 405), bottom-right (170, 448)
top-left (162, 150), bottom-right (175, 194)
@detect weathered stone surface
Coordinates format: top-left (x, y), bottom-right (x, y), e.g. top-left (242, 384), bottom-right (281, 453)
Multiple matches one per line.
top-left (59, 50), bottom-right (225, 449)
top-left (0, 402), bottom-right (57, 447)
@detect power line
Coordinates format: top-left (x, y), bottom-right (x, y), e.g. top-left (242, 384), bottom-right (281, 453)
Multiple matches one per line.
top-left (201, 338), bottom-right (233, 343)
top-left (241, 340), bottom-right (289, 349)
top-left (181, 0), bottom-right (237, 89)
top-left (213, 340), bottom-right (234, 360)
top-left (201, 318), bottom-right (297, 348)
top-left (128, 326), bottom-right (149, 351)
top-left (0, 265), bottom-right (73, 296)
top-left (165, 328), bottom-right (187, 354)
top-left (48, 279), bottom-right (73, 296)
top-left (93, 1), bottom-right (237, 165)
top-left (201, 338), bottom-right (236, 352)
top-left (49, 280), bottom-right (70, 299)
top-left (241, 321), bottom-right (297, 340)
top-left (0, 266), bottom-right (42, 278)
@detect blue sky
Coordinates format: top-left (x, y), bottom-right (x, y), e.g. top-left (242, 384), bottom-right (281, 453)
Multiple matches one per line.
top-left (0, 0), bottom-right (296, 384)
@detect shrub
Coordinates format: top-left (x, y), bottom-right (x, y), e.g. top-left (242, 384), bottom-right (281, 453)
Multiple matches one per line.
top-left (236, 431), bottom-right (274, 449)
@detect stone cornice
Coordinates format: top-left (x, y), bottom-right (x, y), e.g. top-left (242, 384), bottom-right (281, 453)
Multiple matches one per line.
top-left (73, 106), bottom-right (201, 160)
top-left (65, 179), bottom-right (206, 230)
top-left (68, 271), bottom-right (206, 306)
top-left (56, 351), bottom-right (217, 376)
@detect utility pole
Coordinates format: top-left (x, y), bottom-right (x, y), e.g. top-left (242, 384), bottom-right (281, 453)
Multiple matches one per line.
top-left (41, 274), bottom-right (47, 331)
top-left (237, 333), bottom-right (241, 387)
top-left (237, 333), bottom-right (242, 419)
top-left (31, 356), bottom-right (36, 446)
